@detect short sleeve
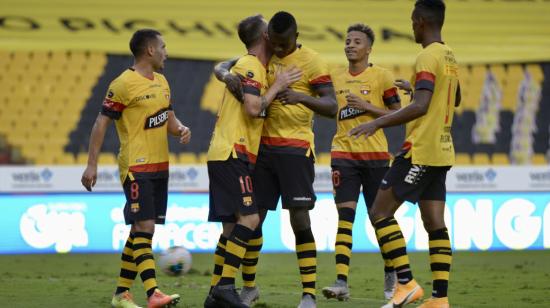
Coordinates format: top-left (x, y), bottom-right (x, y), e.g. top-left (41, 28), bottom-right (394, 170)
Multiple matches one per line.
top-left (414, 52), bottom-right (438, 92)
top-left (307, 54), bottom-right (332, 91)
top-left (381, 69), bottom-right (401, 106)
top-left (233, 58), bottom-right (264, 97)
top-left (101, 78), bottom-right (128, 120)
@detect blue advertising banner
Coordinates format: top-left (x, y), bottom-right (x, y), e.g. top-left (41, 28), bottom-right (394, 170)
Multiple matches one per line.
top-left (1, 192), bottom-right (549, 254)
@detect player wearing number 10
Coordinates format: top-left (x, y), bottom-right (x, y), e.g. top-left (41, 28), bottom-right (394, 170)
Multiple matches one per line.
top-left (205, 15), bottom-right (301, 308)
top-left (349, 0), bottom-right (460, 307)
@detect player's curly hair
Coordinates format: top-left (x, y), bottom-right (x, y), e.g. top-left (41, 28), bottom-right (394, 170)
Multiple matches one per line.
top-left (129, 29), bottom-right (161, 57)
top-left (415, 0), bottom-right (446, 28)
top-left (347, 23), bottom-right (375, 46)
top-left (238, 14), bottom-right (265, 49)
top-left (269, 11), bottom-right (297, 34)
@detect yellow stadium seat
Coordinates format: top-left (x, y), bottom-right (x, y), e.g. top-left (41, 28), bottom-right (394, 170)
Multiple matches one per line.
top-left (526, 64), bottom-right (544, 83)
top-left (98, 152), bottom-right (117, 165)
top-left (490, 65), bottom-right (506, 88)
top-left (316, 152), bottom-right (331, 165)
top-left (178, 153), bottom-right (198, 164)
top-left (472, 153), bottom-right (491, 165)
top-left (491, 153), bottom-right (510, 165)
top-left (531, 154), bottom-right (547, 165)
top-left (455, 153), bottom-right (471, 165)
top-left (197, 152), bottom-right (208, 164)
top-left (77, 152), bottom-right (89, 164)
top-left (169, 153), bottom-right (178, 165)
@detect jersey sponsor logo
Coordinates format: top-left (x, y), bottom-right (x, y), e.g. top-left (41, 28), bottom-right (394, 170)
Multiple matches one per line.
top-left (107, 90), bottom-right (114, 98)
top-left (144, 108), bottom-right (169, 129)
top-left (339, 105), bottom-right (367, 120)
top-left (404, 164), bottom-right (424, 184)
top-left (293, 196), bottom-right (312, 201)
top-left (133, 93), bottom-right (157, 103)
top-left (246, 71), bottom-right (254, 78)
top-left (360, 85), bottom-right (370, 95)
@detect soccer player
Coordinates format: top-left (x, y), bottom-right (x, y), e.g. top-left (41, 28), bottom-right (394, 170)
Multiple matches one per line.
top-left (81, 29), bottom-right (191, 308)
top-left (204, 15), bottom-right (301, 308)
top-left (321, 23), bottom-right (401, 302)
top-left (349, 1), bottom-right (460, 307)
top-left (216, 11), bottom-right (337, 308)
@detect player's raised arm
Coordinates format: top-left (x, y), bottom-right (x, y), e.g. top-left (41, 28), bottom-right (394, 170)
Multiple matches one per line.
top-left (214, 57), bottom-right (243, 102)
top-left (277, 82), bottom-right (337, 118)
top-left (243, 67), bottom-right (302, 117)
top-left (81, 113), bottom-right (112, 191)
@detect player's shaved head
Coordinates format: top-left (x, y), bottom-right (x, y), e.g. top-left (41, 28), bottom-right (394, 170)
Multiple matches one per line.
top-left (347, 23), bottom-right (375, 46)
top-left (414, 0), bottom-right (446, 28)
top-left (129, 29), bottom-right (161, 58)
top-left (238, 14), bottom-right (266, 49)
top-left (268, 11), bottom-right (297, 35)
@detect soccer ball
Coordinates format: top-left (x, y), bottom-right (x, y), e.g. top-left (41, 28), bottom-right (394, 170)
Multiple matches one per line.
top-left (158, 246), bottom-right (192, 276)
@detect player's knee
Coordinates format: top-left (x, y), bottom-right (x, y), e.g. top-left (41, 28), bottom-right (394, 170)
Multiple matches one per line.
top-left (133, 220), bottom-right (155, 234)
top-left (289, 209), bottom-right (311, 231)
top-left (238, 213), bottom-right (260, 230)
top-left (421, 215), bottom-right (446, 232)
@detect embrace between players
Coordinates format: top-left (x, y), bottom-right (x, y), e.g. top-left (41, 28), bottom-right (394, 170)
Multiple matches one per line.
top-left (81, 0), bottom-right (460, 307)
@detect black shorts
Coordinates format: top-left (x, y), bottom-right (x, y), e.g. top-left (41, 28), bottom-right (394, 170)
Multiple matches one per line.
top-left (253, 151), bottom-right (316, 211)
top-left (331, 166), bottom-right (389, 208)
top-left (122, 176), bottom-right (168, 225)
top-left (380, 154), bottom-right (450, 204)
top-left (207, 157), bottom-right (258, 223)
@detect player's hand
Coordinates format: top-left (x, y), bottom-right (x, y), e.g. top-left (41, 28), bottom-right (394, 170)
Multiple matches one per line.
top-left (346, 93), bottom-right (371, 111)
top-left (222, 73), bottom-right (244, 103)
top-left (273, 66), bottom-right (302, 90)
top-left (178, 125), bottom-right (191, 144)
top-left (348, 121), bottom-right (380, 139)
top-left (81, 165), bottom-right (97, 192)
top-left (277, 88), bottom-right (304, 105)
top-left (394, 79), bottom-right (412, 95)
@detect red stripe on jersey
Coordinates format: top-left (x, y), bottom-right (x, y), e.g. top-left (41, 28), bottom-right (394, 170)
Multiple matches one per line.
top-left (234, 144), bottom-right (257, 164)
top-left (383, 88), bottom-right (398, 99)
top-left (260, 136), bottom-right (310, 149)
top-left (242, 78), bottom-right (262, 89)
top-left (415, 71), bottom-right (436, 83)
top-left (401, 141), bottom-right (412, 151)
top-left (331, 151), bottom-right (391, 161)
top-left (129, 162), bottom-right (169, 173)
top-left (102, 99), bottom-right (126, 112)
top-left (309, 75), bottom-right (332, 85)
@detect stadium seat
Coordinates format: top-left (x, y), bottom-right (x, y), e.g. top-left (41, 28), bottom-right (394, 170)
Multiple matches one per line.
top-left (491, 153), bottom-right (510, 165)
top-left (531, 153), bottom-right (547, 165)
top-left (197, 152), bottom-right (208, 164)
top-left (178, 153), bottom-right (198, 164)
top-left (98, 152), bottom-right (117, 165)
top-left (76, 152), bottom-right (89, 165)
top-left (169, 153), bottom-right (178, 165)
top-left (472, 153), bottom-right (491, 165)
top-left (455, 153), bottom-right (471, 165)
top-left (315, 152), bottom-right (331, 165)
top-left (526, 64), bottom-right (544, 83)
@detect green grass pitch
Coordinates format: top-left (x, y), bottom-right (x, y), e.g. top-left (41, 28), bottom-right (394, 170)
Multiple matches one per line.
top-left (1, 250), bottom-right (549, 307)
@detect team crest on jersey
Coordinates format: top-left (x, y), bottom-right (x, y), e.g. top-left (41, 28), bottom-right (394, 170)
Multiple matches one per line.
top-left (107, 90), bottom-right (114, 98)
top-left (130, 203), bottom-right (140, 213)
top-left (247, 71), bottom-right (254, 78)
top-left (144, 108), bottom-right (169, 129)
top-left (339, 105), bottom-right (367, 120)
top-left (243, 196), bottom-right (253, 206)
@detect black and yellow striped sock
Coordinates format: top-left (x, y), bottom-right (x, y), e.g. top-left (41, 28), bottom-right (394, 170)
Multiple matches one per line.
top-left (209, 235), bottom-right (227, 291)
top-left (133, 232), bottom-right (157, 298)
top-left (115, 233), bottom-right (138, 295)
top-left (242, 228), bottom-right (263, 288)
top-left (376, 236), bottom-right (395, 273)
top-left (219, 224), bottom-right (253, 286)
top-left (335, 207), bottom-right (355, 282)
top-left (295, 228), bottom-right (317, 297)
top-left (429, 228), bottom-right (452, 298)
top-left (374, 217), bottom-right (413, 284)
